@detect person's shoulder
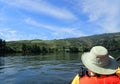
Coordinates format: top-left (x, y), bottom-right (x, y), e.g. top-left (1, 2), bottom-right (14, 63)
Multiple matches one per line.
top-left (107, 75), bottom-right (119, 78)
top-left (107, 75), bottom-right (120, 83)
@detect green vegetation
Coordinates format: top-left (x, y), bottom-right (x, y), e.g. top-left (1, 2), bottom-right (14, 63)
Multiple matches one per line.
top-left (1, 32), bottom-right (120, 55)
top-left (0, 39), bottom-right (6, 54)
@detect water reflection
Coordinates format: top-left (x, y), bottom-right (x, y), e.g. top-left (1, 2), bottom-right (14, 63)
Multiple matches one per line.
top-left (110, 52), bottom-right (120, 64)
top-left (0, 57), bottom-right (4, 70)
top-left (0, 53), bottom-right (82, 84)
top-left (0, 52), bottom-right (119, 84)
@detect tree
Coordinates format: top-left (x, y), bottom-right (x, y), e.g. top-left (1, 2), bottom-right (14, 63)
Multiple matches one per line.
top-left (30, 44), bottom-right (41, 53)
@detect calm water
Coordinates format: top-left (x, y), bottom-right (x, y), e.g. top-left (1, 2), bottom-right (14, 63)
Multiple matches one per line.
top-left (0, 53), bottom-right (83, 84)
top-left (0, 52), bottom-right (120, 84)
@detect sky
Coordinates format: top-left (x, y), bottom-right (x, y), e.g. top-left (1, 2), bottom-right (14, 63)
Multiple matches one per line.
top-left (0, 0), bottom-right (120, 41)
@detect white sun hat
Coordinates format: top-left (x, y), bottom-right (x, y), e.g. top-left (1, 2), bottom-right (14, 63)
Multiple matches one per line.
top-left (81, 46), bottom-right (118, 75)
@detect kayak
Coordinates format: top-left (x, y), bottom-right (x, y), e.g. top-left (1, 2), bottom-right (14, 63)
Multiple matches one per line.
top-left (71, 74), bottom-right (79, 84)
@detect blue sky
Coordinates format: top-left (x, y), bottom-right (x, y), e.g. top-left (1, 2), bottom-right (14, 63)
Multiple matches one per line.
top-left (0, 0), bottom-right (120, 41)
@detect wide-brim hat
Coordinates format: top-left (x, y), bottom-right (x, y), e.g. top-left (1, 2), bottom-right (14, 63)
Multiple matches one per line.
top-left (81, 46), bottom-right (118, 75)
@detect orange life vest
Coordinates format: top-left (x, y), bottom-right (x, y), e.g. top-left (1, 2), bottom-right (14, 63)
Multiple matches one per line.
top-left (79, 75), bottom-right (120, 84)
top-left (71, 67), bottom-right (120, 84)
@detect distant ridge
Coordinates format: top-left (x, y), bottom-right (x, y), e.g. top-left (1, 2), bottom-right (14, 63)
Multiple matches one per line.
top-left (6, 32), bottom-right (120, 53)
top-left (7, 32), bottom-right (120, 42)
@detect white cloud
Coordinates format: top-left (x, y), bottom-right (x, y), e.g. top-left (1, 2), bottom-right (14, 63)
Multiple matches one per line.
top-left (24, 18), bottom-right (85, 38)
top-left (82, 0), bottom-right (120, 32)
top-left (0, 28), bottom-right (18, 41)
top-left (1, 0), bottom-right (77, 20)
top-left (0, 27), bottom-right (48, 41)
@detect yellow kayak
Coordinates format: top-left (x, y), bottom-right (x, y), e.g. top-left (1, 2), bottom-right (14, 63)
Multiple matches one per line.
top-left (71, 74), bottom-right (79, 84)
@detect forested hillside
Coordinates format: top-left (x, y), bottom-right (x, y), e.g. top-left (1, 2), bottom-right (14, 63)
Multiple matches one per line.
top-left (1, 32), bottom-right (120, 54)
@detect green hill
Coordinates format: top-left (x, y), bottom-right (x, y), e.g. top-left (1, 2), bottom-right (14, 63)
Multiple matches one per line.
top-left (5, 32), bottom-right (120, 53)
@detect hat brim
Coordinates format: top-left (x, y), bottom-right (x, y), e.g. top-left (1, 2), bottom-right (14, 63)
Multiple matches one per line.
top-left (81, 52), bottom-right (118, 75)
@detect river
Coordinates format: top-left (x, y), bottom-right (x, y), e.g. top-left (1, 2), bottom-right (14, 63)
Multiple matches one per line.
top-left (0, 53), bottom-right (83, 84)
top-left (0, 52), bottom-right (119, 84)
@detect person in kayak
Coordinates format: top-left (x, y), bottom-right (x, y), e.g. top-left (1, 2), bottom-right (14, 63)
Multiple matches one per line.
top-left (71, 46), bottom-right (120, 84)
